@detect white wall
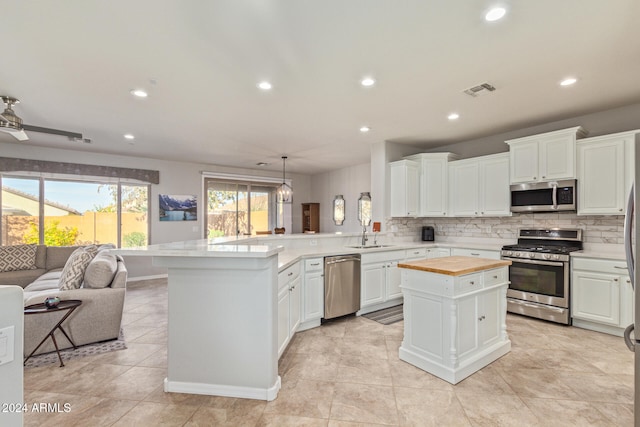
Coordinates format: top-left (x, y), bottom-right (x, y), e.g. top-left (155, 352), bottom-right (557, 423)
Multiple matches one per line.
top-left (309, 162), bottom-right (371, 233)
top-left (0, 286), bottom-right (23, 427)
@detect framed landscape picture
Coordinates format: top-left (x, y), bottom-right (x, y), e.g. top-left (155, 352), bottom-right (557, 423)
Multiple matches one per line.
top-left (159, 194), bottom-right (197, 221)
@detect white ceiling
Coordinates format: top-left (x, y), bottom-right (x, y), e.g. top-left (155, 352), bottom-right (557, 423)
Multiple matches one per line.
top-left (1, 1), bottom-right (639, 175)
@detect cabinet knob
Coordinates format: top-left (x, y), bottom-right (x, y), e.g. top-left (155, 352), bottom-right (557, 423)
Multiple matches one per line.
top-left (470, 281), bottom-right (475, 285)
top-left (475, 212), bottom-right (478, 215)
top-left (620, 209), bottom-right (623, 212)
top-left (614, 278), bottom-right (619, 282)
top-left (478, 315), bottom-right (485, 321)
top-left (627, 280), bottom-right (631, 283)
top-left (493, 275), bottom-right (498, 279)
top-left (533, 177), bottom-right (537, 180)
top-left (542, 176), bottom-right (545, 179)
top-left (443, 212), bottom-right (446, 215)
top-left (288, 272), bottom-right (293, 277)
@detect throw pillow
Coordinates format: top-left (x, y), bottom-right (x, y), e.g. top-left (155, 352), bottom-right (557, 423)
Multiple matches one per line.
top-left (0, 245), bottom-right (38, 272)
top-left (58, 247), bottom-right (94, 291)
top-left (84, 251), bottom-right (118, 288)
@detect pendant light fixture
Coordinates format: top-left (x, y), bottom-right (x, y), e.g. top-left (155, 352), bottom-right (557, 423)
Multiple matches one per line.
top-left (277, 156), bottom-right (292, 204)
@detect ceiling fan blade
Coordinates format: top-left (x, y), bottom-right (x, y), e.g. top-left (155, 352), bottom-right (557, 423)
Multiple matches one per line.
top-left (0, 113), bottom-right (29, 140)
top-left (22, 124), bottom-right (83, 140)
top-left (0, 126), bottom-right (29, 141)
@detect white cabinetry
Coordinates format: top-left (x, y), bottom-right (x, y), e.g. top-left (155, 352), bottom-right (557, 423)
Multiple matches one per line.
top-left (450, 248), bottom-right (500, 260)
top-left (389, 159), bottom-right (420, 217)
top-left (360, 250), bottom-right (406, 314)
top-left (449, 153), bottom-right (511, 217)
top-left (577, 130), bottom-right (637, 215)
top-left (571, 257), bottom-right (633, 336)
top-left (299, 257), bottom-right (324, 331)
top-left (277, 262), bottom-right (301, 357)
top-left (399, 266), bottom-right (510, 384)
top-left (506, 126), bottom-right (587, 184)
top-left (404, 152), bottom-right (459, 217)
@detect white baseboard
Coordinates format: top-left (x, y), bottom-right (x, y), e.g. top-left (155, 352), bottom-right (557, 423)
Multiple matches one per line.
top-left (127, 274), bottom-right (168, 282)
top-left (164, 376), bottom-right (281, 401)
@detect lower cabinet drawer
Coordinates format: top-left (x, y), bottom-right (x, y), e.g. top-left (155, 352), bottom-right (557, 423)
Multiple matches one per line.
top-left (455, 273), bottom-right (482, 293)
top-left (484, 268), bottom-right (507, 287)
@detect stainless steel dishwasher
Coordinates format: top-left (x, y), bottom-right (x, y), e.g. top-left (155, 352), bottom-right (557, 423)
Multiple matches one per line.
top-left (324, 254), bottom-right (361, 319)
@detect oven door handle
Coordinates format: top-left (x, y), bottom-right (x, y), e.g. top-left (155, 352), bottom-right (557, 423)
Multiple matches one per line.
top-left (552, 183), bottom-right (558, 209)
top-left (502, 257), bottom-right (565, 267)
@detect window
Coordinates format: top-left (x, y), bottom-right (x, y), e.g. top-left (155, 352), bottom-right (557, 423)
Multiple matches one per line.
top-left (0, 175), bottom-right (149, 247)
top-left (205, 178), bottom-right (276, 237)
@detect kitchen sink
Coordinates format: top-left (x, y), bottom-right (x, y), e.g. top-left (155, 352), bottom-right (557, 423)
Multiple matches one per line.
top-left (346, 245), bottom-right (393, 249)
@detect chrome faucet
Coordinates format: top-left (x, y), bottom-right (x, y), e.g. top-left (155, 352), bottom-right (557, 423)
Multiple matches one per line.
top-left (361, 226), bottom-right (368, 246)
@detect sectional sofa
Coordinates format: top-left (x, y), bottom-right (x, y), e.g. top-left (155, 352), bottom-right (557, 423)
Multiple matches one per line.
top-left (0, 244), bottom-right (127, 356)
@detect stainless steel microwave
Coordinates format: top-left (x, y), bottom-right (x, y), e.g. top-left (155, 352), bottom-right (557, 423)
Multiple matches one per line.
top-left (510, 179), bottom-right (576, 213)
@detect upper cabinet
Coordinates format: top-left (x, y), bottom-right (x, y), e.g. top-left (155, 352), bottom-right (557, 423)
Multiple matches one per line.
top-left (404, 152), bottom-right (459, 217)
top-left (449, 153), bottom-right (511, 217)
top-left (505, 126), bottom-right (587, 184)
top-left (577, 130), bottom-right (637, 215)
top-left (389, 159), bottom-right (420, 217)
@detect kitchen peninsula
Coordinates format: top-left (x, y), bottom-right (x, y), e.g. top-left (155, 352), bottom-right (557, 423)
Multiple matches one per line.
top-left (398, 256), bottom-right (512, 384)
top-left (115, 240), bottom-right (284, 401)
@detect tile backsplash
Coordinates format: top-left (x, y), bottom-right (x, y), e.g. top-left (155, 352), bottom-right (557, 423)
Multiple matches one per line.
top-left (386, 212), bottom-right (624, 244)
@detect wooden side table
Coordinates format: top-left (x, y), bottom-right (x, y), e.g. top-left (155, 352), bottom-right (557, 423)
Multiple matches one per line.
top-left (24, 299), bottom-right (82, 367)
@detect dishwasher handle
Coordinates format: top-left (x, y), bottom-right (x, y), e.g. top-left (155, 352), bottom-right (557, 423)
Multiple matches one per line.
top-left (325, 256), bottom-right (361, 265)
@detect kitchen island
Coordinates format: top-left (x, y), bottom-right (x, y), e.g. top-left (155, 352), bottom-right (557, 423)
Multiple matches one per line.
top-left (114, 240), bottom-right (284, 401)
top-left (397, 256), bottom-right (512, 384)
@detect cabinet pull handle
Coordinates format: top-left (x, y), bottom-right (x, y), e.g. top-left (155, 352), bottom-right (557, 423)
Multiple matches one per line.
top-left (288, 272), bottom-right (293, 276)
top-left (471, 253), bottom-right (480, 256)
top-left (478, 315), bottom-right (485, 321)
top-left (614, 266), bottom-right (628, 269)
top-left (310, 263), bottom-right (320, 266)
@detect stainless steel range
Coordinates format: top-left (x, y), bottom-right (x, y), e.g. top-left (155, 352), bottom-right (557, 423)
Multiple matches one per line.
top-left (501, 228), bottom-right (583, 325)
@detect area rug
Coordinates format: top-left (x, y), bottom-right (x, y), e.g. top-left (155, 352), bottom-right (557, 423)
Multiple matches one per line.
top-left (24, 331), bottom-right (126, 368)
top-left (362, 305), bottom-right (404, 325)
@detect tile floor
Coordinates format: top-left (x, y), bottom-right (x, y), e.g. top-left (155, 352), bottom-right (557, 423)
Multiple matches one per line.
top-left (23, 278), bottom-right (634, 426)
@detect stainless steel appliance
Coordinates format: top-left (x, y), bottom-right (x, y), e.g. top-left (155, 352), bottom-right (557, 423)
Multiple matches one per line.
top-left (422, 226), bottom-right (435, 241)
top-left (510, 179), bottom-right (577, 213)
top-left (622, 136), bottom-right (639, 425)
top-left (324, 254), bottom-right (361, 319)
top-left (501, 228), bottom-right (583, 324)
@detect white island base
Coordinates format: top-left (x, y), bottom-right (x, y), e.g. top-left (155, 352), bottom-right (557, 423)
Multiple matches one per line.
top-left (398, 257), bottom-right (511, 385)
top-left (112, 241), bottom-right (287, 402)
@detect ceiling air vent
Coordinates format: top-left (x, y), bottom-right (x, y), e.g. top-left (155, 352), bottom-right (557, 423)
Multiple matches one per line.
top-left (463, 82), bottom-right (496, 97)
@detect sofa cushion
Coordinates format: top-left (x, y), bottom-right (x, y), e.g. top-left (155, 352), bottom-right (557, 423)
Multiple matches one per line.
top-left (0, 245), bottom-right (38, 272)
top-left (59, 248), bottom-right (94, 291)
top-left (24, 276), bottom-right (60, 292)
top-left (45, 246), bottom-right (82, 271)
top-left (84, 251), bottom-right (118, 289)
top-left (35, 245), bottom-right (47, 269)
top-left (0, 268), bottom-right (47, 289)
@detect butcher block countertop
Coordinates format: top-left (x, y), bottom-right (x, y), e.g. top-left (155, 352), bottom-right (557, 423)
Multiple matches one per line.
top-left (398, 256), bottom-right (512, 276)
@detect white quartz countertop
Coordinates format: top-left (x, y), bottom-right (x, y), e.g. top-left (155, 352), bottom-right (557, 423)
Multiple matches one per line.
top-left (113, 234), bottom-right (511, 272)
top-left (571, 244), bottom-right (627, 261)
top-left (113, 239), bottom-right (284, 258)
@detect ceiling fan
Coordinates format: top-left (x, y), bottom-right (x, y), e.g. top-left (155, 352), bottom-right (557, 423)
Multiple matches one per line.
top-left (0, 95), bottom-right (90, 143)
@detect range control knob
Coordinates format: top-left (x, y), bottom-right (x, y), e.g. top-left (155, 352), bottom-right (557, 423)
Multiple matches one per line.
top-left (528, 252), bottom-right (536, 258)
top-left (515, 252), bottom-right (521, 257)
top-left (504, 251), bottom-right (512, 256)
top-left (543, 254), bottom-right (551, 260)
top-left (553, 254), bottom-right (560, 260)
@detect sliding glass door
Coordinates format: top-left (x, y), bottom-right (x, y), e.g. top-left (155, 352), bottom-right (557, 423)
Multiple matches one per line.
top-left (205, 179), bottom-right (276, 237)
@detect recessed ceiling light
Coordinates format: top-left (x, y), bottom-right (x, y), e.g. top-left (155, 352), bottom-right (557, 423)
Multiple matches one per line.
top-left (360, 77), bottom-right (375, 87)
top-left (130, 89), bottom-right (148, 98)
top-left (485, 7), bottom-right (506, 22)
top-left (448, 113), bottom-right (460, 120)
top-left (560, 77), bottom-right (578, 86)
top-left (257, 81), bottom-right (272, 90)
top-left (124, 134), bottom-right (135, 140)
top-left (360, 126), bottom-right (371, 133)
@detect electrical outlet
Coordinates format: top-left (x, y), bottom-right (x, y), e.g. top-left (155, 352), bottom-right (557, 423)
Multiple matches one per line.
top-left (310, 239), bottom-right (317, 246)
